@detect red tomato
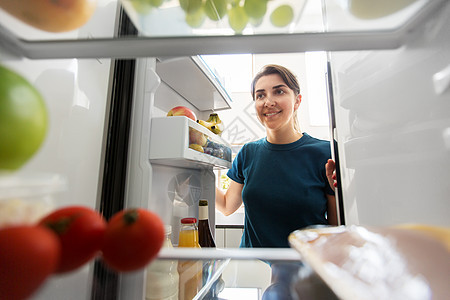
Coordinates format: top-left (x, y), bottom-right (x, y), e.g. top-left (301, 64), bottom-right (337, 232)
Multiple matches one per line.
top-left (101, 208), bottom-right (165, 272)
top-left (39, 206), bottom-right (106, 273)
top-left (0, 226), bottom-right (61, 300)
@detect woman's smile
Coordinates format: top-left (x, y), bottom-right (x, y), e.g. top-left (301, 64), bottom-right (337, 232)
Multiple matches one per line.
top-left (264, 110), bottom-right (281, 117)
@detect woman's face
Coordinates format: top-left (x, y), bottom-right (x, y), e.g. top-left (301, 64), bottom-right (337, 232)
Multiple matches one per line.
top-left (254, 73), bottom-right (300, 132)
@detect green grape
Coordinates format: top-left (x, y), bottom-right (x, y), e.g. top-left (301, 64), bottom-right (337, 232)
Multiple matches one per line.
top-left (228, 5), bottom-right (249, 34)
top-left (185, 6), bottom-right (206, 28)
top-left (270, 4), bottom-right (294, 28)
top-left (243, 0), bottom-right (267, 20)
top-left (150, 0), bottom-right (164, 7)
top-left (249, 16), bottom-right (263, 27)
top-left (179, 0), bottom-right (203, 14)
top-left (130, 0), bottom-right (153, 13)
top-left (204, 0), bottom-right (227, 21)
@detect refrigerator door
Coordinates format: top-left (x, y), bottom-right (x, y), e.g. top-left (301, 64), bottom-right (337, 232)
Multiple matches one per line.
top-left (329, 1), bottom-right (450, 226)
top-left (0, 1), bottom-right (120, 300)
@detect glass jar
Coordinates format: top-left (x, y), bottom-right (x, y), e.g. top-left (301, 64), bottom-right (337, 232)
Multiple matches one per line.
top-left (146, 225), bottom-right (179, 300)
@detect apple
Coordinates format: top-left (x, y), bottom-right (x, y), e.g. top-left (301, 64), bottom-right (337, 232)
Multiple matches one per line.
top-left (167, 106), bottom-right (197, 121)
top-left (189, 128), bottom-right (207, 146)
top-left (0, 65), bottom-right (48, 170)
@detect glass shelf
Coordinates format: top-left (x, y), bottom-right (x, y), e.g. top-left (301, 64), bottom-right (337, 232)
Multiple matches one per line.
top-left (153, 248), bottom-right (332, 300)
top-left (0, 0), bottom-right (445, 59)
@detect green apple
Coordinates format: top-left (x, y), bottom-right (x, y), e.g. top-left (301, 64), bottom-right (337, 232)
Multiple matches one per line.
top-left (0, 65), bottom-right (48, 171)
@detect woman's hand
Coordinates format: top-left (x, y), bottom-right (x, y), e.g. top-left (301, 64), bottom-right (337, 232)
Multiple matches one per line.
top-left (325, 159), bottom-right (337, 191)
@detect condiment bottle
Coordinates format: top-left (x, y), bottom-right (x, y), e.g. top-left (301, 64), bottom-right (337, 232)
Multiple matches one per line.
top-left (145, 225), bottom-right (179, 300)
top-left (198, 199), bottom-right (222, 298)
top-left (198, 200), bottom-right (216, 248)
top-left (177, 218), bottom-right (202, 300)
top-left (178, 217), bottom-right (201, 248)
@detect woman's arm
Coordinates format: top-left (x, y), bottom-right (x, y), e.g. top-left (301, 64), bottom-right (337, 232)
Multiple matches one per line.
top-left (215, 180), bottom-right (244, 216)
top-left (326, 194), bottom-right (338, 226)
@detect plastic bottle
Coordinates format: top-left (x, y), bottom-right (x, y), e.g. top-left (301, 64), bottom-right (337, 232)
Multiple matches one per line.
top-left (198, 199), bottom-right (216, 248)
top-left (177, 218), bottom-right (202, 300)
top-left (145, 225), bottom-right (179, 300)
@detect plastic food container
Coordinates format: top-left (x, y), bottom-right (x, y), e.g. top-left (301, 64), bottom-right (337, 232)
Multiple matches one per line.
top-left (0, 172), bottom-right (66, 228)
top-left (119, 0), bottom-right (306, 37)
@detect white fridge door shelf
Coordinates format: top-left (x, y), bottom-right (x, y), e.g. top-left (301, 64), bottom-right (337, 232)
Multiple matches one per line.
top-left (149, 116), bottom-right (232, 170)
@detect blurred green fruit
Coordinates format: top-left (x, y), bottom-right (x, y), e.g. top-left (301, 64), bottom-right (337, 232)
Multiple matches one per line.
top-left (244, 0), bottom-right (267, 20)
top-left (129, 0), bottom-right (153, 13)
top-left (249, 16), bottom-right (263, 27)
top-left (270, 4), bottom-right (294, 27)
top-left (185, 6), bottom-right (206, 28)
top-left (179, 0), bottom-right (203, 14)
top-left (150, 0), bottom-right (164, 7)
top-left (228, 6), bottom-right (248, 33)
top-left (0, 65), bottom-right (48, 170)
top-left (204, 0), bottom-right (227, 21)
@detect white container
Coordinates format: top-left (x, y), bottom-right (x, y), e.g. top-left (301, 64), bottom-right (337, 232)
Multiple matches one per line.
top-left (146, 225), bottom-right (179, 300)
top-left (0, 172), bottom-right (66, 228)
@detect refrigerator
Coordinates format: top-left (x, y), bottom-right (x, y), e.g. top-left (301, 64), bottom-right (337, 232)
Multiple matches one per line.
top-left (0, 0), bottom-right (449, 299)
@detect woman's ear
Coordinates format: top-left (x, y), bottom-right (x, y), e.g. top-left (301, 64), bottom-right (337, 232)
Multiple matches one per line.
top-left (294, 94), bottom-right (302, 110)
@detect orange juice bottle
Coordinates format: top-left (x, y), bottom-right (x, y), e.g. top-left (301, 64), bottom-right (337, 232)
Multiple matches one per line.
top-left (178, 217), bottom-right (201, 248)
top-left (177, 218), bottom-right (202, 300)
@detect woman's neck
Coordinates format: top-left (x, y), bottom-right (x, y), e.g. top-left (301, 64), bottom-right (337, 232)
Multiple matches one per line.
top-left (266, 128), bottom-right (303, 144)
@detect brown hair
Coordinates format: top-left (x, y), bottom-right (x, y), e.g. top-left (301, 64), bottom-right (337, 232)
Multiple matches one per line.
top-left (251, 64), bottom-right (301, 132)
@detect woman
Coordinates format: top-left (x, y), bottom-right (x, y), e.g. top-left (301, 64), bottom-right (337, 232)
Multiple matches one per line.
top-left (216, 64), bottom-right (337, 248)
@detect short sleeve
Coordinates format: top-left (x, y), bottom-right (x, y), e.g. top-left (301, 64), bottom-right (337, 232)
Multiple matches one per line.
top-left (227, 146), bottom-right (246, 184)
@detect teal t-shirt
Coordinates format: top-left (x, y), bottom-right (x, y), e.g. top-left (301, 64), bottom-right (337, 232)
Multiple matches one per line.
top-left (227, 133), bottom-right (334, 248)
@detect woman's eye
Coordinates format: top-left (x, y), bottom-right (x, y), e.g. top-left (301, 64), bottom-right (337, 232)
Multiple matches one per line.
top-left (275, 89), bottom-right (285, 95)
top-left (256, 94), bottom-right (265, 100)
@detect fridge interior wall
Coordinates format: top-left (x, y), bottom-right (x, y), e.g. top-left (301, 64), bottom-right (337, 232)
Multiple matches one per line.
top-left (330, 1), bottom-right (450, 227)
top-left (125, 57), bottom-right (217, 247)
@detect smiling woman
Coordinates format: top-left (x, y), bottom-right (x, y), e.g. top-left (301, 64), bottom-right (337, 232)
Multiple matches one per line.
top-left (215, 64), bottom-right (338, 249)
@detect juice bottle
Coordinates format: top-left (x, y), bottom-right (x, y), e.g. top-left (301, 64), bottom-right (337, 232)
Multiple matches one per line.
top-left (178, 217), bottom-right (201, 248)
top-left (177, 217), bottom-right (202, 300)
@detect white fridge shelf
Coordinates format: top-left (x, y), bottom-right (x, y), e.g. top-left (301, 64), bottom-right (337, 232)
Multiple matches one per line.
top-left (156, 56), bottom-right (232, 111)
top-left (149, 116), bottom-right (232, 170)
